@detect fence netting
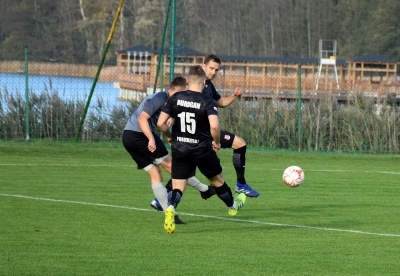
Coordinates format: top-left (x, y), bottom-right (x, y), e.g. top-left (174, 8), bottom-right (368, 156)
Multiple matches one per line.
top-left (1, 0), bottom-right (399, 154)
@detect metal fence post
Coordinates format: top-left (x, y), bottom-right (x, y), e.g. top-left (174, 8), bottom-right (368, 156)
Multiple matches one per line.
top-left (297, 65), bottom-right (302, 151)
top-left (76, 0), bottom-right (125, 141)
top-left (24, 47), bottom-right (30, 141)
top-left (170, 0), bottom-right (176, 82)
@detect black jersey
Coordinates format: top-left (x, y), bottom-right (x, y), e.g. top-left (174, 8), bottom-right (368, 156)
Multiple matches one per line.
top-left (203, 80), bottom-right (221, 102)
top-left (161, 90), bottom-right (218, 156)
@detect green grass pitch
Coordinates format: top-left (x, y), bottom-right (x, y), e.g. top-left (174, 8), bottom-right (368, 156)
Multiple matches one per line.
top-left (1, 141), bottom-right (400, 275)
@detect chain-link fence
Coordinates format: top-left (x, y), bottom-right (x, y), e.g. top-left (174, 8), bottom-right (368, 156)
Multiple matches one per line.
top-left (0, 57), bottom-right (132, 141)
top-left (1, 1), bottom-right (400, 153)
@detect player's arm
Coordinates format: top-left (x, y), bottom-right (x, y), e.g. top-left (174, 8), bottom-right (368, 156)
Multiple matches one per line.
top-left (157, 111), bottom-right (172, 144)
top-left (137, 111), bottom-right (157, 152)
top-left (208, 114), bottom-right (220, 151)
top-left (216, 87), bottom-right (242, 107)
top-left (166, 117), bottom-right (175, 127)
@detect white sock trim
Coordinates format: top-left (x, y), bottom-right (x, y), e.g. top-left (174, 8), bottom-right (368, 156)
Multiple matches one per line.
top-left (151, 182), bottom-right (168, 211)
top-left (187, 177), bottom-right (208, 192)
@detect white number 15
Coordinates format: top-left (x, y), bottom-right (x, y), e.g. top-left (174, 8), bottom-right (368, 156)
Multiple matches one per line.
top-left (177, 112), bottom-right (196, 134)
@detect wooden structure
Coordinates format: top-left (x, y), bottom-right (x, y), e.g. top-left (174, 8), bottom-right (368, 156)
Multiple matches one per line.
top-left (115, 45), bottom-right (400, 102)
top-left (115, 45), bottom-right (204, 100)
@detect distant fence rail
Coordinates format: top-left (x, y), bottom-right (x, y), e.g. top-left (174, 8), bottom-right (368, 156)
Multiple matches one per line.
top-left (0, 61), bottom-right (117, 83)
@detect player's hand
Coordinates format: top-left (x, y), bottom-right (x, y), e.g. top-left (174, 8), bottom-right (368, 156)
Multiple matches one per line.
top-left (212, 141), bottom-right (220, 151)
top-left (166, 118), bottom-right (175, 127)
top-left (167, 137), bottom-right (172, 145)
top-left (148, 140), bottom-right (156, 152)
top-left (233, 87), bottom-right (242, 97)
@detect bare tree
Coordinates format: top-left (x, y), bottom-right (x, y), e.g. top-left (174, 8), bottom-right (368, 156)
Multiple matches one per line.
top-left (79, 0), bottom-right (93, 63)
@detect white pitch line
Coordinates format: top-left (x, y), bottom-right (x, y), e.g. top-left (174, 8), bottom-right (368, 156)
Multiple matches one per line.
top-left (1, 164), bottom-right (400, 175)
top-left (269, 168), bottom-right (400, 175)
top-left (0, 163), bottom-right (132, 167)
top-left (1, 193), bottom-right (400, 238)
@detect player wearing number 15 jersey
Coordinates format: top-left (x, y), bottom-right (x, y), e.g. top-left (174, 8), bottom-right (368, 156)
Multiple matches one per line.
top-left (165, 89), bottom-right (218, 159)
top-left (158, 65), bottom-right (246, 234)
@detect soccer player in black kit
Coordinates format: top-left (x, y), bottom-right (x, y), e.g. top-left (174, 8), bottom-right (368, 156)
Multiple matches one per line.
top-left (202, 54), bottom-right (259, 198)
top-left (157, 65), bottom-right (246, 234)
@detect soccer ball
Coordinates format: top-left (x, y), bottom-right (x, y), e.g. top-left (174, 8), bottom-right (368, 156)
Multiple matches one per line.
top-left (283, 166), bottom-right (304, 187)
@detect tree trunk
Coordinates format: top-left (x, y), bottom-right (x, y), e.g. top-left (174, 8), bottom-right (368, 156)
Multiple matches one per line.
top-left (119, 5), bottom-right (125, 51)
top-left (79, 0), bottom-right (92, 63)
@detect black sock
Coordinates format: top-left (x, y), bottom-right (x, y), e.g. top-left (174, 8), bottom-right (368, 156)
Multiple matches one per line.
top-left (215, 182), bottom-right (234, 207)
top-left (167, 189), bottom-right (182, 209)
top-left (165, 179), bottom-right (173, 192)
top-left (233, 146), bottom-right (246, 184)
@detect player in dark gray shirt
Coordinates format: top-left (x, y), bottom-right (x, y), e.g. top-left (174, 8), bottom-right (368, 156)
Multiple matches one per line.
top-left (122, 76), bottom-right (212, 224)
top-left (124, 91), bottom-right (167, 133)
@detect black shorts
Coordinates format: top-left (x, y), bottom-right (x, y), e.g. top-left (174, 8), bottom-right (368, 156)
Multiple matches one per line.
top-left (220, 130), bottom-right (235, 148)
top-left (122, 130), bottom-right (169, 169)
top-left (171, 149), bottom-right (222, 180)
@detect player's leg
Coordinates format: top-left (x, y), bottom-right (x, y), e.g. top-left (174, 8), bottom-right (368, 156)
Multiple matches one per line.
top-left (164, 177), bottom-right (216, 200)
top-left (198, 152), bottom-right (246, 217)
top-left (150, 181), bottom-right (212, 219)
top-left (122, 130), bottom-right (184, 223)
top-left (144, 164), bottom-right (168, 211)
top-left (167, 179), bottom-right (187, 208)
top-left (167, 156), bottom-right (194, 210)
top-left (152, 134), bottom-right (204, 191)
top-left (164, 179), bottom-right (188, 234)
top-left (145, 137), bottom-right (172, 211)
top-left (122, 131), bottom-right (169, 210)
top-left (154, 132), bottom-right (215, 200)
top-left (151, 133), bottom-right (211, 194)
top-left (207, 173), bottom-right (246, 217)
top-left (220, 130), bottom-right (260, 198)
top-left (159, 164), bottom-right (214, 197)
top-left (164, 156), bottom-right (194, 234)
top-left (148, 155), bottom-right (184, 224)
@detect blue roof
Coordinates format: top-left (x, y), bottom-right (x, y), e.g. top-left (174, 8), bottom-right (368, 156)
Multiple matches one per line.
top-left (118, 45), bottom-right (203, 56)
top-left (163, 46), bottom-right (204, 56)
top-left (118, 45), bottom-right (157, 54)
top-left (352, 54), bottom-right (395, 63)
top-left (219, 55), bottom-right (347, 65)
top-left (118, 45), bottom-right (394, 65)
